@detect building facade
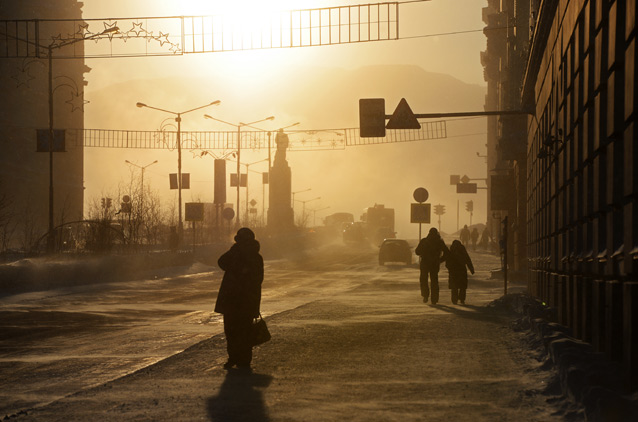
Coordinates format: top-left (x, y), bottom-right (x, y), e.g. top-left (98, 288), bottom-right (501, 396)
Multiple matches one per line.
top-left (485, 0), bottom-right (638, 390)
top-left (0, 1), bottom-right (86, 251)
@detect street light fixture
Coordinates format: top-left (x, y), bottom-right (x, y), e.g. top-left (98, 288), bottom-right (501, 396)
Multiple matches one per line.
top-left (311, 206), bottom-right (331, 227)
top-left (204, 114), bottom-right (274, 226)
top-left (240, 158), bottom-right (269, 219)
top-left (137, 100), bottom-right (221, 246)
top-left (291, 188), bottom-right (311, 211)
top-left (124, 160), bottom-right (158, 218)
top-left (295, 196), bottom-right (321, 226)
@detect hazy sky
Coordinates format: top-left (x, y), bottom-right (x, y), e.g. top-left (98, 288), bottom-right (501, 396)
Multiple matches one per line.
top-left (77, 0), bottom-right (488, 237)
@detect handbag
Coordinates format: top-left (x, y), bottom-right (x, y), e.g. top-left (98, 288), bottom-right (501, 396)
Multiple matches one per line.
top-left (251, 313), bottom-right (271, 346)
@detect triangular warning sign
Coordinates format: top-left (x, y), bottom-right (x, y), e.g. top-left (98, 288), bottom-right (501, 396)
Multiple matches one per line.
top-left (386, 98), bottom-right (421, 130)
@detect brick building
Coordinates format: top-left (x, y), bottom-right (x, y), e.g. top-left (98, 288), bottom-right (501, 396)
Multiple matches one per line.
top-left (484, 0), bottom-right (638, 390)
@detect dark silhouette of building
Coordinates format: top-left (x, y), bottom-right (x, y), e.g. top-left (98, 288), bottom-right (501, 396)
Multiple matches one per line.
top-left (0, 1), bottom-right (86, 251)
top-left (483, 0), bottom-right (638, 390)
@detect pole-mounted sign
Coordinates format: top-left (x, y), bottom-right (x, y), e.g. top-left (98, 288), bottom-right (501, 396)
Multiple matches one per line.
top-left (411, 187), bottom-right (431, 239)
top-left (359, 98), bottom-right (532, 138)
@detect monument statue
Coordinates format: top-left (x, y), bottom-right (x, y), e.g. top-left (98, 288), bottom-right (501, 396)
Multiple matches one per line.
top-left (268, 129), bottom-right (294, 231)
top-left (274, 129), bottom-right (289, 165)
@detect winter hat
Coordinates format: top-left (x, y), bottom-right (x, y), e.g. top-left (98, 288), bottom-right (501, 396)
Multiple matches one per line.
top-left (234, 227), bottom-right (256, 243)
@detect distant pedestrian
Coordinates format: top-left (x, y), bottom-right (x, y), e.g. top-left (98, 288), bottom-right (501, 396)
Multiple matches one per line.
top-left (415, 227), bottom-right (449, 305)
top-left (168, 226), bottom-right (178, 251)
top-left (445, 240), bottom-right (475, 305)
top-left (215, 227), bottom-right (264, 370)
top-left (460, 225), bottom-right (470, 246)
top-left (479, 227), bottom-right (490, 250)
top-left (470, 227), bottom-right (479, 251)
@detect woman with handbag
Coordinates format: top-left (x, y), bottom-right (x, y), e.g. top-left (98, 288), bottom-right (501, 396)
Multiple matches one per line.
top-left (215, 227), bottom-right (264, 370)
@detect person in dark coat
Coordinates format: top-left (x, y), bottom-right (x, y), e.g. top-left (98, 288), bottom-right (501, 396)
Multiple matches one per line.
top-left (215, 227), bottom-right (264, 370)
top-left (460, 224), bottom-right (471, 246)
top-left (445, 240), bottom-right (475, 305)
top-left (470, 227), bottom-right (480, 251)
top-left (415, 227), bottom-right (449, 304)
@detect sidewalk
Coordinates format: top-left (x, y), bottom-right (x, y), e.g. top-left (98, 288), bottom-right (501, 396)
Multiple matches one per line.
top-left (6, 265), bottom-right (569, 422)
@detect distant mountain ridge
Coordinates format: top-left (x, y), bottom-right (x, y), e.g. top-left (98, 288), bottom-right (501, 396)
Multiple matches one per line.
top-left (86, 64), bottom-right (486, 130)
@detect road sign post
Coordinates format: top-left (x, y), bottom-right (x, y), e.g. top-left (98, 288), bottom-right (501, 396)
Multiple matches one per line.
top-left (412, 187), bottom-right (430, 239)
top-left (411, 203), bottom-right (431, 239)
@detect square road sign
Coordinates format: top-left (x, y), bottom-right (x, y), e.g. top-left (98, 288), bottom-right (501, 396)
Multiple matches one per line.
top-left (411, 203), bottom-right (431, 224)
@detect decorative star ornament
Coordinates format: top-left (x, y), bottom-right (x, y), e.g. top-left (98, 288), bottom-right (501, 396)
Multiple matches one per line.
top-left (156, 31), bottom-right (170, 46)
top-left (129, 22), bottom-right (145, 36)
top-left (11, 68), bottom-right (35, 88)
top-left (103, 21), bottom-right (118, 40)
top-left (76, 23), bottom-right (92, 37)
top-left (49, 33), bottom-right (64, 48)
top-left (66, 91), bottom-right (89, 112)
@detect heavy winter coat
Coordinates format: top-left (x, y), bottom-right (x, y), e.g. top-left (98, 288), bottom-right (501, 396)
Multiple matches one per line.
top-left (214, 239), bottom-right (264, 318)
top-left (445, 241), bottom-right (474, 289)
top-left (415, 232), bottom-right (449, 271)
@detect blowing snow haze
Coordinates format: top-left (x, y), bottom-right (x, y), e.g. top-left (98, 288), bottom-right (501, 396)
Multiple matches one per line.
top-left (86, 64), bottom-right (487, 237)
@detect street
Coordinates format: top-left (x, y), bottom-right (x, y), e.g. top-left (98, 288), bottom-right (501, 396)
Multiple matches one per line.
top-left (0, 242), bottom-right (571, 421)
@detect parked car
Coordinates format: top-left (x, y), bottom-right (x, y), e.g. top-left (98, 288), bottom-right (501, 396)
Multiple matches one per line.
top-left (378, 238), bottom-right (412, 265)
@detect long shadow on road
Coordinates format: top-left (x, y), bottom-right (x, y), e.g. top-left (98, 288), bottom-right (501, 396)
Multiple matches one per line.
top-left (431, 303), bottom-right (511, 323)
top-left (207, 370), bottom-right (273, 422)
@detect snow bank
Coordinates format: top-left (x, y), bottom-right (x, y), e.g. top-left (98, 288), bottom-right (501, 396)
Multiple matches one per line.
top-left (491, 293), bottom-right (638, 422)
top-left (0, 252), bottom-right (195, 297)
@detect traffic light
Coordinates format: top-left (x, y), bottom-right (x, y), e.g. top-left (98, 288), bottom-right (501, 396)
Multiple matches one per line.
top-left (101, 198), bottom-right (105, 208)
top-left (465, 200), bottom-right (473, 212)
top-left (106, 198), bottom-right (112, 208)
top-left (434, 204), bottom-right (446, 215)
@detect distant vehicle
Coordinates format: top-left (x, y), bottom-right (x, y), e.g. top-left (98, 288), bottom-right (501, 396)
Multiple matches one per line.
top-left (325, 212), bottom-right (354, 228)
top-left (378, 238), bottom-right (412, 266)
top-left (362, 204), bottom-right (395, 245)
top-left (343, 222), bottom-right (367, 244)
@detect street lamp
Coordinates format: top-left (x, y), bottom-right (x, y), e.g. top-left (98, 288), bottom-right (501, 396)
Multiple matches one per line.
top-left (204, 114), bottom-right (274, 226)
top-left (295, 196), bottom-right (320, 226)
top-left (291, 188), bottom-right (311, 211)
top-left (124, 160), bottom-right (158, 218)
top-left (241, 158), bottom-right (269, 220)
top-left (45, 25), bottom-right (119, 252)
top-left (137, 100), bottom-right (221, 246)
top-left (311, 206), bottom-right (330, 227)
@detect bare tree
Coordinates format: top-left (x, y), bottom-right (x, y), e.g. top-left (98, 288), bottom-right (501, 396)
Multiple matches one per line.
top-left (19, 197), bottom-right (40, 252)
top-left (0, 191), bottom-right (17, 252)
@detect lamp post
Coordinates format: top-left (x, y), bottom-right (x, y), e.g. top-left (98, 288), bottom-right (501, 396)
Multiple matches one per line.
top-left (124, 160), bottom-right (158, 217)
top-left (241, 158), bottom-right (269, 220)
top-left (311, 206), bottom-right (331, 227)
top-left (295, 196), bottom-right (320, 226)
top-left (291, 188), bottom-right (311, 212)
top-left (204, 114), bottom-right (274, 227)
top-left (137, 100), bottom-right (221, 246)
top-left (44, 25), bottom-right (119, 251)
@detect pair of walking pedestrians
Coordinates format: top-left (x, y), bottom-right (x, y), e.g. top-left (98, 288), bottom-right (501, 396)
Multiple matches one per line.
top-left (415, 228), bottom-right (475, 305)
